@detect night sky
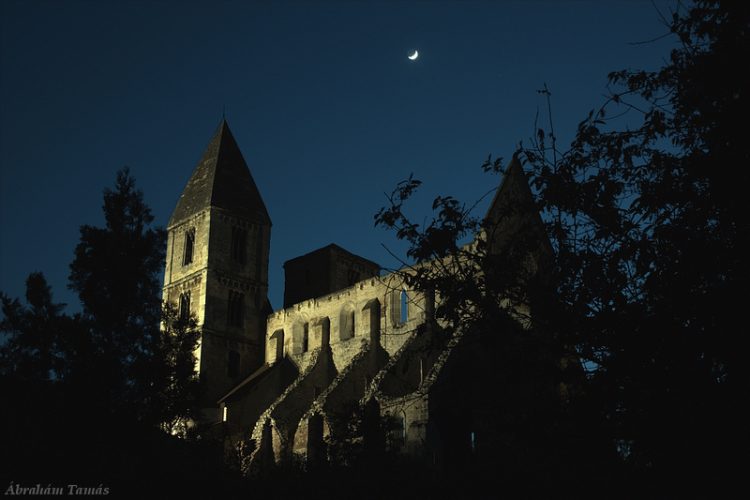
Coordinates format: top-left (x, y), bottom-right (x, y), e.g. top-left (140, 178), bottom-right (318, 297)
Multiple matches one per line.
top-left (0, 0), bottom-right (674, 312)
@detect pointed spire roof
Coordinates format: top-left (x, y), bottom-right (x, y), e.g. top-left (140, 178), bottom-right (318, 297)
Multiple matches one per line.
top-left (483, 155), bottom-right (549, 255)
top-left (169, 120), bottom-right (271, 227)
top-left (484, 155), bottom-right (534, 222)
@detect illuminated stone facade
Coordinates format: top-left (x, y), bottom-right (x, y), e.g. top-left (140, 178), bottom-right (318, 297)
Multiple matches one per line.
top-left (165, 121), bottom-right (543, 469)
top-left (163, 121), bottom-right (271, 421)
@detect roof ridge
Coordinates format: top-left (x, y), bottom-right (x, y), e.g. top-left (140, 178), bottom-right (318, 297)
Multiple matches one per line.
top-left (168, 120), bottom-right (271, 228)
top-left (208, 120), bottom-right (231, 208)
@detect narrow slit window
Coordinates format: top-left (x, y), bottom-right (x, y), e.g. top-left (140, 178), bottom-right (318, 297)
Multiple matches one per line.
top-left (340, 309), bottom-right (355, 341)
top-left (179, 291), bottom-right (191, 321)
top-left (302, 322), bottom-right (309, 353)
top-left (271, 329), bottom-right (285, 361)
top-left (183, 228), bottom-right (195, 266)
top-left (400, 290), bottom-right (408, 323)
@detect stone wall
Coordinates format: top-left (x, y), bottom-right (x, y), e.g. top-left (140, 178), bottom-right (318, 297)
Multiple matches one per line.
top-left (266, 272), bottom-right (428, 371)
top-left (163, 206), bottom-right (271, 410)
top-left (227, 270), bottom-right (435, 469)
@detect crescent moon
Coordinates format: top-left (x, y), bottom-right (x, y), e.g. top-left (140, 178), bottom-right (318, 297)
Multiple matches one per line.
top-left (408, 50), bottom-right (419, 60)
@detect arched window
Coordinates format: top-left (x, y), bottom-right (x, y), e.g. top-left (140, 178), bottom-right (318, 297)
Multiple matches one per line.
top-left (182, 228), bottom-right (195, 266)
top-left (340, 307), bottom-right (355, 341)
top-left (179, 291), bottom-right (191, 321)
top-left (302, 322), bottom-right (309, 353)
top-left (270, 329), bottom-right (285, 362)
top-left (227, 350), bottom-right (240, 378)
top-left (292, 322), bottom-right (310, 355)
top-left (363, 298), bottom-right (381, 343)
top-left (400, 289), bottom-right (409, 323)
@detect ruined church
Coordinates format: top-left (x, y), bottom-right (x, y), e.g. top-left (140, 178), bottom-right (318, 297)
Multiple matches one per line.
top-left (162, 120), bottom-right (545, 471)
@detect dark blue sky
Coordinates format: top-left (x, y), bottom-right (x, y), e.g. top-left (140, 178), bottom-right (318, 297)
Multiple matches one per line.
top-left (0, 0), bottom-right (675, 312)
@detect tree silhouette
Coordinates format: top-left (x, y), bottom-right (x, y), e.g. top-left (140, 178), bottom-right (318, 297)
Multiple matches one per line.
top-left (67, 168), bottom-right (168, 422)
top-left (1, 272), bottom-right (68, 381)
top-left (375, 0), bottom-right (746, 491)
top-left (522, 0), bottom-right (747, 489)
top-left (157, 302), bottom-right (200, 434)
top-left (1, 169), bottom-right (207, 493)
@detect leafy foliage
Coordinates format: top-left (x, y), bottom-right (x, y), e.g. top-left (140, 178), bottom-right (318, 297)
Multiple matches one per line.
top-left (67, 169), bottom-right (167, 419)
top-left (0, 273), bottom-right (70, 381)
top-left (1, 169), bottom-right (203, 489)
top-left (522, 0), bottom-right (747, 483)
top-left (153, 302), bottom-right (201, 433)
top-left (375, 0), bottom-right (747, 489)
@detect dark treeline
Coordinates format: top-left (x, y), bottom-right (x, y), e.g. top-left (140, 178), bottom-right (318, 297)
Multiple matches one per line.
top-left (374, 0), bottom-right (746, 496)
top-left (1, 0), bottom-right (746, 497)
top-left (0, 170), bottom-right (239, 496)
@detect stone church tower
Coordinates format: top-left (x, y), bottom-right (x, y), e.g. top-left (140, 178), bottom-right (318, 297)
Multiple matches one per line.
top-left (161, 119), bottom-right (552, 471)
top-left (163, 120), bottom-right (271, 419)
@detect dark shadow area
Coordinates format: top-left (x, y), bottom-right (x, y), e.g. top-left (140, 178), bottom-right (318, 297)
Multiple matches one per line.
top-left (270, 344), bottom-right (338, 453)
top-left (0, 376), bottom-right (246, 498)
top-left (378, 323), bottom-right (442, 398)
top-left (220, 355), bottom-right (300, 441)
